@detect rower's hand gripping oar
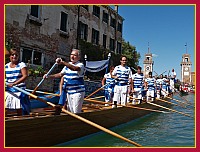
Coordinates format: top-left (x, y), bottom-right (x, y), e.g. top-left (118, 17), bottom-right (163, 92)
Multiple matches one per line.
top-left (9, 84), bottom-right (142, 147)
top-left (31, 62), bottom-right (58, 95)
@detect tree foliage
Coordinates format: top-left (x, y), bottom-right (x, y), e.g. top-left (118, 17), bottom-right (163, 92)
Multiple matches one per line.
top-left (78, 39), bottom-right (141, 80)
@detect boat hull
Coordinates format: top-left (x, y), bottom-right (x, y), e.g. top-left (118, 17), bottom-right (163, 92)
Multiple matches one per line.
top-left (5, 99), bottom-right (169, 147)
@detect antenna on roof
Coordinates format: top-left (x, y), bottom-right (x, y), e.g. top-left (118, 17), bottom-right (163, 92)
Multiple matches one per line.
top-left (185, 42), bottom-right (188, 54)
top-left (148, 42), bottom-right (150, 53)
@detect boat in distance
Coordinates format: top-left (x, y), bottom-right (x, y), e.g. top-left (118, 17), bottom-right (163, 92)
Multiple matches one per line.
top-left (5, 99), bottom-right (169, 147)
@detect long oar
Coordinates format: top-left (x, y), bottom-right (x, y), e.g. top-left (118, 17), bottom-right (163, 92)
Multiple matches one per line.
top-left (165, 96), bottom-right (193, 107)
top-left (10, 85), bottom-right (142, 147)
top-left (25, 89), bottom-right (60, 97)
top-left (87, 96), bottom-right (105, 100)
top-left (31, 63), bottom-right (57, 95)
top-left (84, 98), bottom-right (169, 114)
top-left (156, 98), bottom-right (191, 110)
top-left (147, 102), bottom-right (193, 118)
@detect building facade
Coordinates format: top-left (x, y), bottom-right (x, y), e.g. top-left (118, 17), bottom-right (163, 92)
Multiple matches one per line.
top-left (5, 5), bottom-right (124, 70)
top-left (180, 53), bottom-right (192, 84)
top-left (143, 46), bottom-right (154, 78)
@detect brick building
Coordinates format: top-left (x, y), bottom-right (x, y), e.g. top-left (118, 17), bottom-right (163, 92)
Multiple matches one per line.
top-left (5, 5), bottom-right (124, 70)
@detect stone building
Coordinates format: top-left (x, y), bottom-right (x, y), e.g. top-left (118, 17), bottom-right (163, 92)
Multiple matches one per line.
top-left (5, 5), bottom-right (124, 70)
top-left (143, 46), bottom-right (154, 78)
top-left (180, 53), bottom-right (192, 84)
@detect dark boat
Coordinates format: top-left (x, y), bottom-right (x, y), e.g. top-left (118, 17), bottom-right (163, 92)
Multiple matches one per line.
top-left (180, 90), bottom-right (189, 96)
top-left (5, 99), bottom-right (169, 147)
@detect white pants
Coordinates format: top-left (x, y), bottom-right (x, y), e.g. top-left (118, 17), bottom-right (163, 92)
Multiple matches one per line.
top-left (170, 79), bottom-right (175, 92)
top-left (66, 92), bottom-right (85, 113)
top-left (5, 91), bottom-right (21, 109)
top-left (147, 90), bottom-right (155, 101)
top-left (113, 85), bottom-right (128, 105)
top-left (132, 88), bottom-right (142, 104)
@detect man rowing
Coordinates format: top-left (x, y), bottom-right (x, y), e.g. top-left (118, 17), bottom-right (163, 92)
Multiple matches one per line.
top-left (145, 71), bottom-right (156, 102)
top-left (132, 66), bottom-right (146, 104)
top-left (111, 56), bottom-right (133, 107)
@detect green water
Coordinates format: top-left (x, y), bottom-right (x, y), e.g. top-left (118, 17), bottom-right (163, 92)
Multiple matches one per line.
top-left (56, 93), bottom-right (195, 147)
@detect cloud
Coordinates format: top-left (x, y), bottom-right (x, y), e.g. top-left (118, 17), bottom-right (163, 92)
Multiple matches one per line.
top-left (152, 54), bottom-right (158, 57)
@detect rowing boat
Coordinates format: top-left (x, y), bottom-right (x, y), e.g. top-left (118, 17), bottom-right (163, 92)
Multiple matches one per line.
top-left (5, 98), bottom-right (170, 147)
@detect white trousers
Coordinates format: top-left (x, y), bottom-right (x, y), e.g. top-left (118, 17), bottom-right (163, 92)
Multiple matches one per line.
top-left (147, 90), bottom-right (155, 97)
top-left (5, 91), bottom-right (21, 109)
top-left (132, 88), bottom-right (142, 104)
top-left (170, 79), bottom-right (175, 92)
top-left (113, 85), bottom-right (128, 105)
top-left (66, 92), bottom-right (85, 113)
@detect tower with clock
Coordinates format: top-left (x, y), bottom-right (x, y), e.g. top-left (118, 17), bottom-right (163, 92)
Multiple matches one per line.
top-left (143, 45), bottom-right (154, 78)
top-left (180, 53), bottom-right (192, 84)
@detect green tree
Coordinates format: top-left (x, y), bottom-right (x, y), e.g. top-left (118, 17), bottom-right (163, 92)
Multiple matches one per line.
top-left (122, 39), bottom-right (140, 70)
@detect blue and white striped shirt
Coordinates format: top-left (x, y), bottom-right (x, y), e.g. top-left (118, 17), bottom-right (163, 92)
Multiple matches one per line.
top-left (145, 77), bottom-right (156, 91)
top-left (104, 73), bottom-right (115, 90)
top-left (112, 65), bottom-right (132, 86)
top-left (61, 61), bottom-right (85, 94)
top-left (5, 62), bottom-right (26, 92)
top-left (132, 73), bottom-right (144, 89)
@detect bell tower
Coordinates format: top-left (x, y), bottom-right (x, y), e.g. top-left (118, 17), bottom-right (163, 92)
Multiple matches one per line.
top-left (180, 53), bottom-right (192, 84)
top-left (180, 44), bottom-right (192, 84)
top-left (143, 43), bottom-right (154, 78)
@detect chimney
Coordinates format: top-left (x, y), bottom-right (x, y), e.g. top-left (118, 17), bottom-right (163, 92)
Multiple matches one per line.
top-left (114, 5), bottom-right (118, 13)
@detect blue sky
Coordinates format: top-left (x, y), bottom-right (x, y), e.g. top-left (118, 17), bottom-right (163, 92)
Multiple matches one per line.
top-left (115, 5), bottom-right (195, 80)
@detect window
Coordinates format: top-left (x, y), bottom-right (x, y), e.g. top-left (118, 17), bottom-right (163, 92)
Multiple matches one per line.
top-left (93, 6), bottom-right (100, 18)
top-left (117, 42), bottom-right (122, 54)
top-left (102, 11), bottom-right (109, 23)
top-left (110, 38), bottom-right (115, 51)
top-left (117, 22), bottom-right (122, 32)
top-left (81, 5), bottom-right (88, 11)
top-left (30, 5), bottom-right (39, 18)
top-left (110, 17), bottom-right (116, 28)
top-left (185, 57), bottom-right (188, 62)
top-left (92, 28), bottom-right (99, 45)
top-left (60, 12), bottom-right (68, 32)
top-left (103, 34), bottom-right (107, 48)
top-left (79, 22), bottom-right (88, 41)
top-left (21, 48), bottom-right (43, 66)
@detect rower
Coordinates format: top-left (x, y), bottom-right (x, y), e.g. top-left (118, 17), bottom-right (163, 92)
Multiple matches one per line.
top-left (156, 74), bottom-right (168, 99)
top-left (101, 66), bottom-right (115, 106)
top-left (132, 66), bottom-right (145, 104)
top-left (145, 72), bottom-right (156, 102)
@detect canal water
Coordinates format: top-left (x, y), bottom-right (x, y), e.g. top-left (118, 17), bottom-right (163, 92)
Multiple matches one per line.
top-left (56, 93), bottom-right (195, 147)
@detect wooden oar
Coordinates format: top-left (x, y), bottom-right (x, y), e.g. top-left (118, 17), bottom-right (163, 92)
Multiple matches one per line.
top-left (25, 89), bottom-right (60, 97)
top-left (147, 102), bottom-right (193, 118)
top-left (10, 85), bottom-right (142, 147)
top-left (156, 98), bottom-right (191, 110)
top-left (165, 96), bottom-right (193, 107)
top-left (84, 98), bottom-right (169, 113)
top-left (87, 96), bottom-right (105, 100)
top-left (31, 63), bottom-right (57, 95)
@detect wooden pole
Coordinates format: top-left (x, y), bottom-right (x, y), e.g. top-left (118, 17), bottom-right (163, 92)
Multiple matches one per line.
top-left (31, 63), bottom-right (57, 95)
top-left (165, 96), bottom-right (193, 107)
top-left (156, 98), bottom-right (191, 110)
top-left (11, 85), bottom-right (142, 147)
top-left (147, 102), bottom-right (193, 118)
top-left (25, 89), bottom-right (60, 97)
top-left (84, 98), bottom-right (169, 114)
